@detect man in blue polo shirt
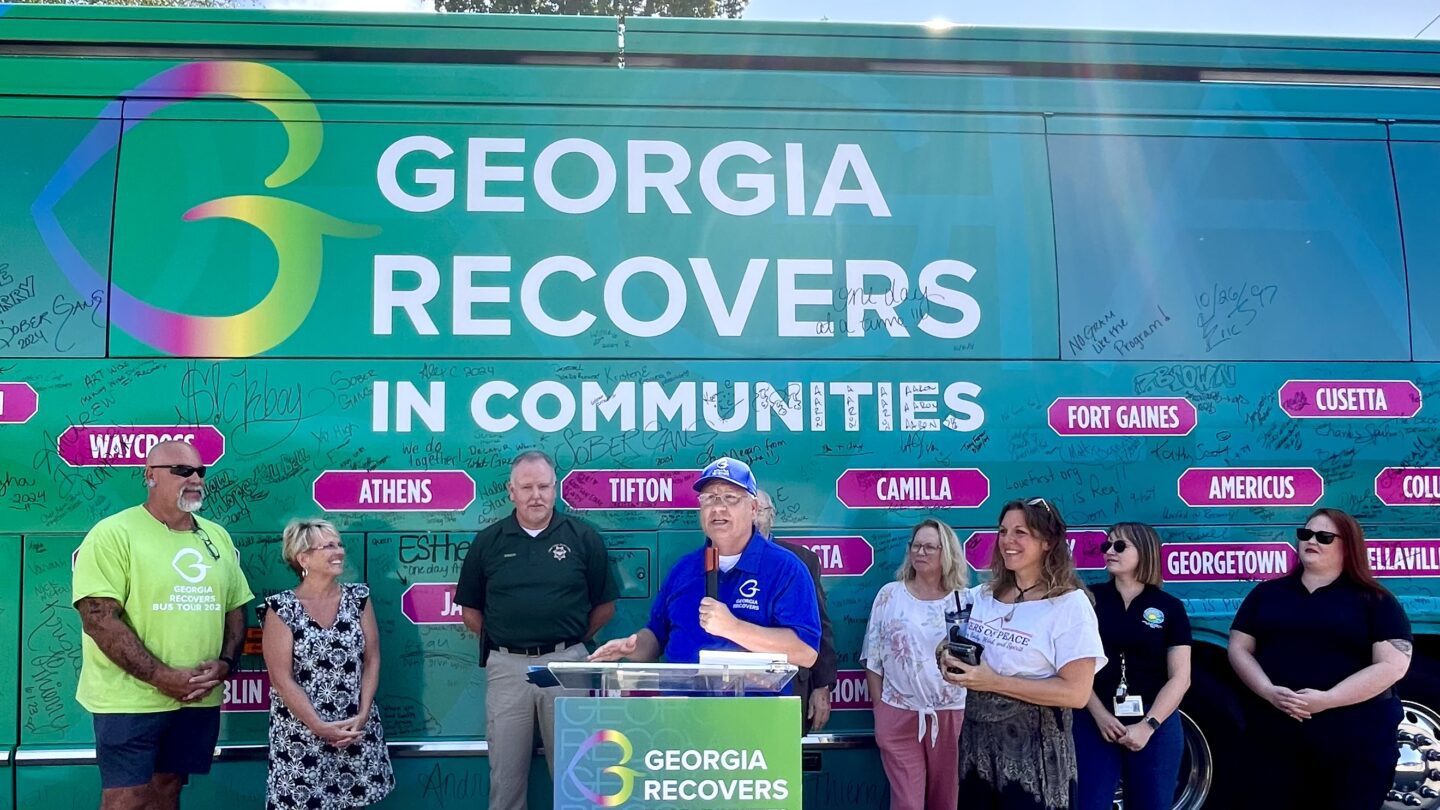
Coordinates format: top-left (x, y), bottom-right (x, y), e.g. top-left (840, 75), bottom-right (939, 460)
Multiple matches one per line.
top-left (590, 457), bottom-right (820, 669)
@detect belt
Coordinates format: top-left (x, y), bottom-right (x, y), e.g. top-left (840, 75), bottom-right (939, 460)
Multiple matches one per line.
top-left (488, 640), bottom-right (581, 657)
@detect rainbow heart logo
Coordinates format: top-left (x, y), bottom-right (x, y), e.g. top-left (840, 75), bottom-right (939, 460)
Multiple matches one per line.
top-left (32, 61), bottom-right (378, 357)
top-left (562, 729), bottom-right (647, 806)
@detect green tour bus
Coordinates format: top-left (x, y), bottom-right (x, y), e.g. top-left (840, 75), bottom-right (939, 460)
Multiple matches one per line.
top-left (2, 4), bottom-right (1440, 808)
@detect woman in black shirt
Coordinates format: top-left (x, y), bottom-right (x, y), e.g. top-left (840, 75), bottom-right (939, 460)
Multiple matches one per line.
top-left (1074, 523), bottom-right (1192, 810)
top-left (1229, 507), bottom-right (1413, 810)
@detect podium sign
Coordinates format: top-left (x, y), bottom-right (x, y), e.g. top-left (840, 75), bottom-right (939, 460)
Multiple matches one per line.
top-left (553, 696), bottom-right (801, 810)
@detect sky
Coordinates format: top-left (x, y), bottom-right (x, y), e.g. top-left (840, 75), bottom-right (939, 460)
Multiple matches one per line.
top-left (743, 0), bottom-right (1440, 40)
top-left (255, 0), bottom-right (1440, 41)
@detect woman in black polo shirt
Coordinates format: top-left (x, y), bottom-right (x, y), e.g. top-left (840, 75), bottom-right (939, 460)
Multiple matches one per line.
top-left (1229, 507), bottom-right (1413, 810)
top-left (1073, 523), bottom-right (1192, 810)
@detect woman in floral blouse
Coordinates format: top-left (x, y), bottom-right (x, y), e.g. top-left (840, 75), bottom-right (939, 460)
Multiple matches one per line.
top-left (862, 518), bottom-right (970, 810)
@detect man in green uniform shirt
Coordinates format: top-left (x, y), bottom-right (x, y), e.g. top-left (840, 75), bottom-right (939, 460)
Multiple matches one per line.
top-left (455, 450), bottom-right (618, 810)
top-left (72, 439), bottom-right (253, 810)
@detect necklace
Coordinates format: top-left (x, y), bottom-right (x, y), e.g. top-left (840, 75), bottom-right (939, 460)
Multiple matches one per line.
top-left (1003, 581), bottom-right (1042, 622)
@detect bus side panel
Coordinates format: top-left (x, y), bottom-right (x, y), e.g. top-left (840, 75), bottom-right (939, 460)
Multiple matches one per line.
top-left (1050, 128), bottom-right (1410, 361)
top-left (1390, 138), bottom-right (1440, 361)
top-left (0, 113), bottom-right (114, 359)
top-left (105, 113), bottom-right (1058, 360)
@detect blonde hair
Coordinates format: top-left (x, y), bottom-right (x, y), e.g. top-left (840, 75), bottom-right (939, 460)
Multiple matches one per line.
top-left (988, 498), bottom-right (1086, 599)
top-left (896, 518), bottom-right (970, 592)
top-left (282, 518), bottom-right (340, 576)
top-left (1107, 522), bottom-right (1165, 588)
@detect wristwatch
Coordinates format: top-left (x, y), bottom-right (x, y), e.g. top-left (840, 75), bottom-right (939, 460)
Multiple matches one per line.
top-left (1144, 716), bottom-right (1160, 731)
top-left (219, 654), bottom-right (239, 676)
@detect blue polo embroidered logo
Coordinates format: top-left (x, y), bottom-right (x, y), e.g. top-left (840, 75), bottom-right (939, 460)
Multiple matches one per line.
top-left (1142, 607), bottom-right (1165, 629)
top-left (734, 578), bottom-right (762, 612)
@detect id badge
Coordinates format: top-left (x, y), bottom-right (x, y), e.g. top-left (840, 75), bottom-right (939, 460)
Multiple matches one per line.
top-left (1113, 695), bottom-right (1145, 717)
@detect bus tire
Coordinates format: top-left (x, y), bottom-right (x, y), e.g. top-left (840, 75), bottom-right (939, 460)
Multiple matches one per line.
top-left (1174, 666), bottom-right (1244, 809)
top-left (1392, 651), bottom-right (1440, 809)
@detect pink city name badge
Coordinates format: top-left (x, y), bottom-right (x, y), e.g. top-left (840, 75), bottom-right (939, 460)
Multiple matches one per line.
top-left (964, 530), bottom-right (1108, 571)
top-left (1368, 539), bottom-right (1440, 578)
top-left (835, 468), bottom-right (988, 509)
top-left (1162, 542), bottom-right (1296, 582)
top-left (830, 670), bottom-right (873, 711)
top-left (560, 469), bottom-right (701, 510)
top-left (778, 536), bottom-right (874, 577)
top-left (1279, 380), bottom-right (1422, 419)
top-left (1177, 467), bottom-right (1323, 508)
top-left (0, 382), bottom-right (38, 424)
top-left (313, 470), bottom-right (476, 511)
top-left (400, 583), bottom-right (463, 625)
top-left (1375, 468), bottom-right (1440, 506)
top-left (57, 425), bottom-right (225, 467)
top-left (1047, 397), bottom-right (1197, 437)
top-left (221, 671), bottom-right (270, 713)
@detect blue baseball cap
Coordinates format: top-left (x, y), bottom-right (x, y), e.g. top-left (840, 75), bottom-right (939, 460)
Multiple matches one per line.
top-left (692, 457), bottom-right (758, 496)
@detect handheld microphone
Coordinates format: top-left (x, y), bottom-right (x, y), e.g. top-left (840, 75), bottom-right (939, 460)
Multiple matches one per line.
top-left (704, 539), bottom-right (719, 600)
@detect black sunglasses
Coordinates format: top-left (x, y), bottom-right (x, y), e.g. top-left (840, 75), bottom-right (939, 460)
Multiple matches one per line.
top-left (147, 464), bottom-right (207, 478)
top-left (1100, 540), bottom-right (1129, 554)
top-left (1296, 528), bottom-right (1338, 545)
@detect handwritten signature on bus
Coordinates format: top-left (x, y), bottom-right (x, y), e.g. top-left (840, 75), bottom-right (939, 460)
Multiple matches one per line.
top-left (1194, 281), bottom-right (1279, 352)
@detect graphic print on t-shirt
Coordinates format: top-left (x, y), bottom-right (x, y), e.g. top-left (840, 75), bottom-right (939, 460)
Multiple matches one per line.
top-left (966, 616), bottom-right (1034, 654)
top-left (152, 545), bottom-right (223, 613)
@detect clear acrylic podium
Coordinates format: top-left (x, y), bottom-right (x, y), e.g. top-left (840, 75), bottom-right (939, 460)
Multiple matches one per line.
top-left (545, 661), bottom-right (798, 696)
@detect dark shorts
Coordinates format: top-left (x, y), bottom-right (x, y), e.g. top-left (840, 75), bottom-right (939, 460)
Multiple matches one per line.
top-left (93, 706), bottom-right (221, 789)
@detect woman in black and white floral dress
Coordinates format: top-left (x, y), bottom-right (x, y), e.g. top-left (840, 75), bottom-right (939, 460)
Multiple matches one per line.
top-left (262, 518), bottom-right (393, 809)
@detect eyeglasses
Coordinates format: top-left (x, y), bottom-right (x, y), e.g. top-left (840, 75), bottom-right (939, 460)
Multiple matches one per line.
top-left (1296, 528), bottom-right (1338, 545)
top-left (698, 493), bottom-right (751, 509)
top-left (909, 543), bottom-right (942, 556)
top-left (1026, 497), bottom-right (1056, 518)
top-left (148, 464), bottom-right (206, 479)
top-left (1100, 540), bottom-right (1129, 554)
top-left (194, 527), bottom-right (221, 561)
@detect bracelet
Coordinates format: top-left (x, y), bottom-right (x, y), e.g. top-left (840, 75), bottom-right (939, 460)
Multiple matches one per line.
top-left (219, 654), bottom-right (239, 675)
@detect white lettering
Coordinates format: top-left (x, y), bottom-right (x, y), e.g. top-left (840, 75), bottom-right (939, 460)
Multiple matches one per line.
top-left (373, 255), bottom-right (440, 336)
top-left (534, 138), bottom-right (617, 214)
top-left (699, 141), bottom-right (774, 216)
top-left (466, 137), bottom-right (526, 212)
top-left (377, 135), bottom-right (454, 212)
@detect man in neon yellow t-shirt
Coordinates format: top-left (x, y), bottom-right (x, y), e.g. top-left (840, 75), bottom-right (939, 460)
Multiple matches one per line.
top-left (72, 439), bottom-right (253, 810)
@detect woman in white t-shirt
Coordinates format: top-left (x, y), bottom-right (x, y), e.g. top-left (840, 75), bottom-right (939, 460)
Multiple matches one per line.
top-left (939, 497), bottom-right (1106, 810)
top-left (862, 518), bottom-right (970, 810)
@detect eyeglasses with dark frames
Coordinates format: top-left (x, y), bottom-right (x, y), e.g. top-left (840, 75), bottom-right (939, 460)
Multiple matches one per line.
top-left (193, 526), bottom-right (221, 561)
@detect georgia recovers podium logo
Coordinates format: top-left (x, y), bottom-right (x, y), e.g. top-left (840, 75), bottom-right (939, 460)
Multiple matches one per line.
top-left (563, 729), bottom-right (646, 807)
top-left (33, 62), bottom-right (378, 357)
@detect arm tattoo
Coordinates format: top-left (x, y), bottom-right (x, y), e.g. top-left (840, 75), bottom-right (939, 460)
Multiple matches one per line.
top-left (1388, 639), bottom-right (1415, 658)
top-left (75, 596), bottom-right (164, 683)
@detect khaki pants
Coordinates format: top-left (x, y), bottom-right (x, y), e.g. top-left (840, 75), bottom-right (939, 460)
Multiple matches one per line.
top-left (485, 643), bottom-right (587, 810)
